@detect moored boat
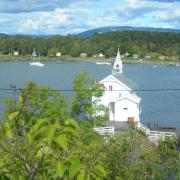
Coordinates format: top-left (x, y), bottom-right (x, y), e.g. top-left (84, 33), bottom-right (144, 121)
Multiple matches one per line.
top-left (29, 48), bottom-right (44, 67)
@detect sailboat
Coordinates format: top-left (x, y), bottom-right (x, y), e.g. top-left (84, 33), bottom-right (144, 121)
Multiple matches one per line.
top-left (29, 48), bottom-right (44, 67)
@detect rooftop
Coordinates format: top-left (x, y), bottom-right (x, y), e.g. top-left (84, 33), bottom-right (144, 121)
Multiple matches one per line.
top-left (112, 70), bottom-right (136, 89)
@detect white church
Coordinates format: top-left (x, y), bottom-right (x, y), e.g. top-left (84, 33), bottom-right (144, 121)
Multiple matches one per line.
top-left (93, 48), bottom-right (141, 130)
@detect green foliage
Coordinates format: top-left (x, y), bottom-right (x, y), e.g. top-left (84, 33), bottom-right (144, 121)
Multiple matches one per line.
top-left (69, 156), bottom-right (82, 178)
top-left (0, 80), bottom-right (107, 179)
top-left (103, 129), bottom-right (180, 179)
top-left (71, 71), bottom-right (105, 120)
top-left (55, 161), bottom-right (65, 178)
top-left (0, 31), bottom-right (179, 60)
top-left (54, 134), bottom-right (68, 151)
top-left (0, 74), bottom-right (179, 179)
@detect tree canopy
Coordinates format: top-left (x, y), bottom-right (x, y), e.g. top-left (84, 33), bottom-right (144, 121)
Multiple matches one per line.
top-left (0, 31), bottom-right (180, 60)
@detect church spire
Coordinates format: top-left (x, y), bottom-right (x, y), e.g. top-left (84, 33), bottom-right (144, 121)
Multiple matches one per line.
top-left (113, 46), bottom-right (123, 73)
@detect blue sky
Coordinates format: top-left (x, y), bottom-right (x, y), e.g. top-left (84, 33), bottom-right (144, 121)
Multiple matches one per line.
top-left (0, 0), bottom-right (180, 35)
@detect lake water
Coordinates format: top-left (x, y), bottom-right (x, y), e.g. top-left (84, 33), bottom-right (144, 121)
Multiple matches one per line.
top-left (0, 60), bottom-right (180, 127)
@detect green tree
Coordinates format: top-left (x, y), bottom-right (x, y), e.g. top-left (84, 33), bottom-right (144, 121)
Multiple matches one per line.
top-left (0, 81), bottom-right (107, 179)
top-left (70, 42), bottom-right (81, 57)
top-left (71, 71), bottom-right (105, 121)
top-left (0, 82), bottom-right (80, 179)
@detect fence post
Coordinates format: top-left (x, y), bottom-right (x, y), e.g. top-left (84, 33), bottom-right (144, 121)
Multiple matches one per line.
top-left (137, 122), bottom-right (140, 130)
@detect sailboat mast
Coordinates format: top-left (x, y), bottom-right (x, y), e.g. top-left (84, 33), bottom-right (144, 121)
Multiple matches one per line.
top-left (33, 47), bottom-right (36, 63)
top-left (39, 52), bottom-right (40, 62)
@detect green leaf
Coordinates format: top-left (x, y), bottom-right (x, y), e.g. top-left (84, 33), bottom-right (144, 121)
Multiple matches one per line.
top-left (8, 111), bottom-right (19, 121)
top-left (77, 172), bottom-right (85, 180)
top-left (36, 146), bottom-right (51, 158)
top-left (94, 165), bottom-right (106, 177)
top-left (27, 133), bottom-right (33, 144)
top-left (54, 121), bottom-right (61, 129)
top-left (5, 129), bottom-right (13, 138)
top-left (69, 156), bottom-right (81, 178)
top-left (65, 119), bottom-right (79, 130)
top-left (29, 119), bottom-right (45, 134)
top-left (64, 127), bottom-right (79, 137)
top-left (45, 125), bottom-right (56, 146)
top-left (31, 126), bottom-right (46, 140)
top-left (56, 161), bottom-right (66, 178)
top-left (54, 134), bottom-right (68, 151)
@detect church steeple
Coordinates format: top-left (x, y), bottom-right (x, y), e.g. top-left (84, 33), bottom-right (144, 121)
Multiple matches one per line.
top-left (113, 46), bottom-right (123, 73)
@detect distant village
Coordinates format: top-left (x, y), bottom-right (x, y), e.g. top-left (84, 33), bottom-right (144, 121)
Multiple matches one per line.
top-left (0, 49), bottom-right (178, 63)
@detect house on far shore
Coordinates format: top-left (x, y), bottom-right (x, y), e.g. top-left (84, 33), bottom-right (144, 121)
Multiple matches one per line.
top-left (145, 54), bottom-right (151, 59)
top-left (56, 52), bottom-right (61, 57)
top-left (80, 53), bottom-right (87, 58)
top-left (125, 52), bottom-right (130, 57)
top-left (92, 48), bottom-right (141, 130)
top-left (98, 53), bottom-right (104, 58)
top-left (132, 54), bottom-right (138, 59)
top-left (13, 51), bottom-right (19, 56)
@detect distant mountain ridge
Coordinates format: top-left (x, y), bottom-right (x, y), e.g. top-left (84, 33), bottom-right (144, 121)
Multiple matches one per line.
top-left (77, 26), bottom-right (180, 38)
top-left (0, 33), bottom-right (8, 36)
top-left (0, 26), bottom-right (180, 37)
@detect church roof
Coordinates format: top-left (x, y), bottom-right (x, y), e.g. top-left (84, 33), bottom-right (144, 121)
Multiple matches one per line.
top-left (112, 71), bottom-right (136, 89)
top-left (99, 74), bottom-right (132, 91)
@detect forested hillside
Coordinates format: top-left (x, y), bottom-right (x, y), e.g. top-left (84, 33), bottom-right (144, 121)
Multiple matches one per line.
top-left (77, 26), bottom-right (180, 38)
top-left (0, 31), bottom-right (179, 60)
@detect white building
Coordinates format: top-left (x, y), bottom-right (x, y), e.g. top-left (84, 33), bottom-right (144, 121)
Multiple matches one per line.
top-left (56, 52), bottom-right (61, 57)
top-left (132, 54), bottom-right (139, 59)
top-left (80, 53), bottom-right (87, 57)
top-left (13, 51), bottom-right (19, 56)
top-left (98, 53), bottom-right (104, 58)
top-left (93, 48), bottom-right (141, 129)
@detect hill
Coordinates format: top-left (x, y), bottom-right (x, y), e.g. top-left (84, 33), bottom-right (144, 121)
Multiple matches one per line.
top-left (0, 33), bottom-right (8, 37)
top-left (76, 26), bottom-right (180, 38)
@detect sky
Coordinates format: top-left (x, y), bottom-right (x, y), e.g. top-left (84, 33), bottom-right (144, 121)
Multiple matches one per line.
top-left (0, 0), bottom-right (180, 35)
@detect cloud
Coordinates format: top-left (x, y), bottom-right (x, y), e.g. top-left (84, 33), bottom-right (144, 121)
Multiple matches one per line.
top-left (145, 0), bottom-right (180, 2)
top-left (16, 8), bottom-right (92, 34)
top-left (102, 0), bottom-right (180, 28)
top-left (0, 0), bottom-right (179, 35)
top-left (0, 0), bottom-right (80, 13)
top-left (0, 0), bottom-right (102, 13)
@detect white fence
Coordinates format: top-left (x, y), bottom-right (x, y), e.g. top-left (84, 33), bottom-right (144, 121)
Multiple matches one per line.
top-left (136, 122), bottom-right (176, 140)
top-left (93, 122), bottom-right (176, 141)
top-left (93, 126), bottom-right (115, 135)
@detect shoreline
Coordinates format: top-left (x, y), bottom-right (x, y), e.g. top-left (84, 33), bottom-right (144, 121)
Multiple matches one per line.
top-left (0, 55), bottom-right (179, 65)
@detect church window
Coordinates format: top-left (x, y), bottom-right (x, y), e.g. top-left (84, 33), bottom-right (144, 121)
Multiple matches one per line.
top-left (109, 85), bottom-right (113, 91)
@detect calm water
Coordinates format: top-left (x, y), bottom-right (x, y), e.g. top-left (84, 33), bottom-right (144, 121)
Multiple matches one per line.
top-left (0, 60), bottom-right (180, 127)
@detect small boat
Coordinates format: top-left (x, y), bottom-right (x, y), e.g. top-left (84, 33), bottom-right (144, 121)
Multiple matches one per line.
top-left (167, 62), bottom-right (180, 67)
top-left (29, 48), bottom-right (44, 67)
top-left (95, 62), bottom-right (111, 65)
top-left (29, 61), bottom-right (44, 67)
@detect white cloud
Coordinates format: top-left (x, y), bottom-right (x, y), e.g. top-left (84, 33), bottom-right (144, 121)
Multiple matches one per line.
top-left (17, 7), bottom-right (91, 34)
top-left (0, 0), bottom-right (179, 35)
